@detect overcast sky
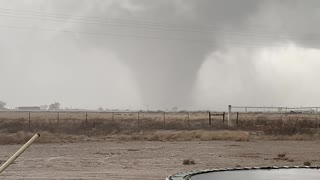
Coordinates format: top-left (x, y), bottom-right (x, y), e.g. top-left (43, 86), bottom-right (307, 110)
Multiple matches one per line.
top-left (1, 0), bottom-right (320, 110)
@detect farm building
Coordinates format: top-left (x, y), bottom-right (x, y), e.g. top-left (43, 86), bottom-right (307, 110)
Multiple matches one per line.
top-left (16, 106), bottom-right (41, 111)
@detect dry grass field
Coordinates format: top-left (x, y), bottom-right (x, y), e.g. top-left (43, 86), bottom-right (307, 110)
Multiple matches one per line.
top-left (0, 111), bottom-right (318, 136)
top-left (0, 111), bottom-right (218, 134)
top-left (1, 111), bottom-right (320, 179)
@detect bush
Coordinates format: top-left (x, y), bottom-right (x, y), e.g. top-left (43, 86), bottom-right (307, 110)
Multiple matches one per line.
top-left (183, 159), bottom-right (195, 165)
top-left (304, 161), bottom-right (311, 166)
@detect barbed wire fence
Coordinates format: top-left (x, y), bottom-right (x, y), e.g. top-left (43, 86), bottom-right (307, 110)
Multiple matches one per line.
top-left (227, 105), bottom-right (320, 133)
top-left (1, 106), bottom-right (319, 134)
top-left (0, 110), bottom-right (226, 133)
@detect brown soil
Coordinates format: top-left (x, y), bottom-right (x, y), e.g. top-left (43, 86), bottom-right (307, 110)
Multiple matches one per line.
top-left (1, 140), bottom-right (320, 180)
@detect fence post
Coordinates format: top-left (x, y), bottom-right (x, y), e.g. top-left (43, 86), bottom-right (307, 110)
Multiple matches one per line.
top-left (209, 111), bottom-right (212, 126)
top-left (236, 112), bottom-right (239, 126)
top-left (85, 113), bottom-right (88, 127)
top-left (28, 112), bottom-right (31, 130)
top-left (245, 107), bottom-right (248, 123)
top-left (222, 112), bottom-right (225, 123)
top-left (280, 112), bottom-right (285, 134)
top-left (316, 108), bottom-right (318, 132)
top-left (227, 105), bottom-right (231, 126)
top-left (57, 112), bottom-right (60, 129)
top-left (137, 112), bottom-right (140, 129)
top-left (163, 112), bottom-right (166, 128)
top-left (187, 113), bottom-right (190, 129)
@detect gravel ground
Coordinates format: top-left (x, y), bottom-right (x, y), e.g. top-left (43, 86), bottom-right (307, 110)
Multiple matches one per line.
top-left (1, 140), bottom-right (320, 180)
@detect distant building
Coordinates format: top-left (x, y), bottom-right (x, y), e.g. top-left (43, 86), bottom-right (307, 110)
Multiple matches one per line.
top-left (16, 106), bottom-right (41, 111)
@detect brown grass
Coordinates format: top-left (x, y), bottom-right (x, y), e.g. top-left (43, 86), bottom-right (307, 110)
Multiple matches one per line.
top-left (0, 111), bottom-right (319, 137)
top-left (2, 129), bottom-right (320, 145)
top-left (106, 130), bottom-right (251, 142)
top-left (0, 131), bottom-right (90, 145)
top-left (1, 110), bottom-right (320, 146)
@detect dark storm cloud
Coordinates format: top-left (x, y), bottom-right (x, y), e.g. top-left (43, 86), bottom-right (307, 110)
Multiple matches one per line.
top-left (1, 0), bottom-right (320, 110)
top-left (73, 0), bottom-right (262, 109)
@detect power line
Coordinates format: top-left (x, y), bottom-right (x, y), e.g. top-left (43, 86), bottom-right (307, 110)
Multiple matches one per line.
top-left (0, 7), bottom-right (320, 43)
top-left (0, 24), bottom-right (309, 49)
top-left (0, 8), bottom-right (319, 48)
top-left (2, 12), bottom-right (320, 45)
top-left (0, 24), bottom-right (215, 44)
top-left (0, 7), bottom-right (307, 34)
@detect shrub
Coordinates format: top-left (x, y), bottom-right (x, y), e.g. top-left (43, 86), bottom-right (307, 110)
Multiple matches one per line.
top-left (183, 159), bottom-right (195, 165)
top-left (304, 161), bottom-right (311, 166)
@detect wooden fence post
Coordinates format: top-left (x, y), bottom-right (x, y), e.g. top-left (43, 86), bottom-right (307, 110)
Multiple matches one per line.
top-left (209, 111), bottom-right (212, 126)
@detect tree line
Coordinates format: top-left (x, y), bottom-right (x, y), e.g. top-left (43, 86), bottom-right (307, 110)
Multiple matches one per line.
top-left (0, 101), bottom-right (60, 110)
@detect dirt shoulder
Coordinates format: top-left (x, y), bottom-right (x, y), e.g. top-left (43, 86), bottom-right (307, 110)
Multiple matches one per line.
top-left (1, 140), bottom-right (320, 180)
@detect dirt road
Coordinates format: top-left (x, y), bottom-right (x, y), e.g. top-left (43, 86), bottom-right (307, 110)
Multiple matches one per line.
top-left (1, 140), bottom-right (320, 179)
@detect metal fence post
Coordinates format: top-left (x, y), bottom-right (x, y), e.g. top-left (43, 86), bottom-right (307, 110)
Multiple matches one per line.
top-left (85, 113), bottom-right (88, 127)
top-left (137, 112), bottom-right (140, 129)
top-left (227, 105), bottom-right (231, 126)
top-left (236, 112), bottom-right (239, 126)
top-left (316, 108), bottom-right (318, 132)
top-left (280, 112), bottom-right (285, 134)
top-left (245, 107), bottom-right (248, 123)
top-left (187, 113), bottom-right (190, 129)
top-left (28, 112), bottom-right (31, 130)
top-left (222, 112), bottom-right (225, 123)
top-left (57, 112), bottom-right (60, 128)
top-left (163, 112), bottom-right (166, 128)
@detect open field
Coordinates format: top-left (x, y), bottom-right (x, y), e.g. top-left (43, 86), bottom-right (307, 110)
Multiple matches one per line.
top-left (0, 111), bottom-right (216, 134)
top-left (0, 111), bottom-right (319, 135)
top-left (1, 111), bottom-right (320, 179)
top-left (1, 140), bottom-right (320, 180)
top-left (2, 130), bottom-right (320, 146)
